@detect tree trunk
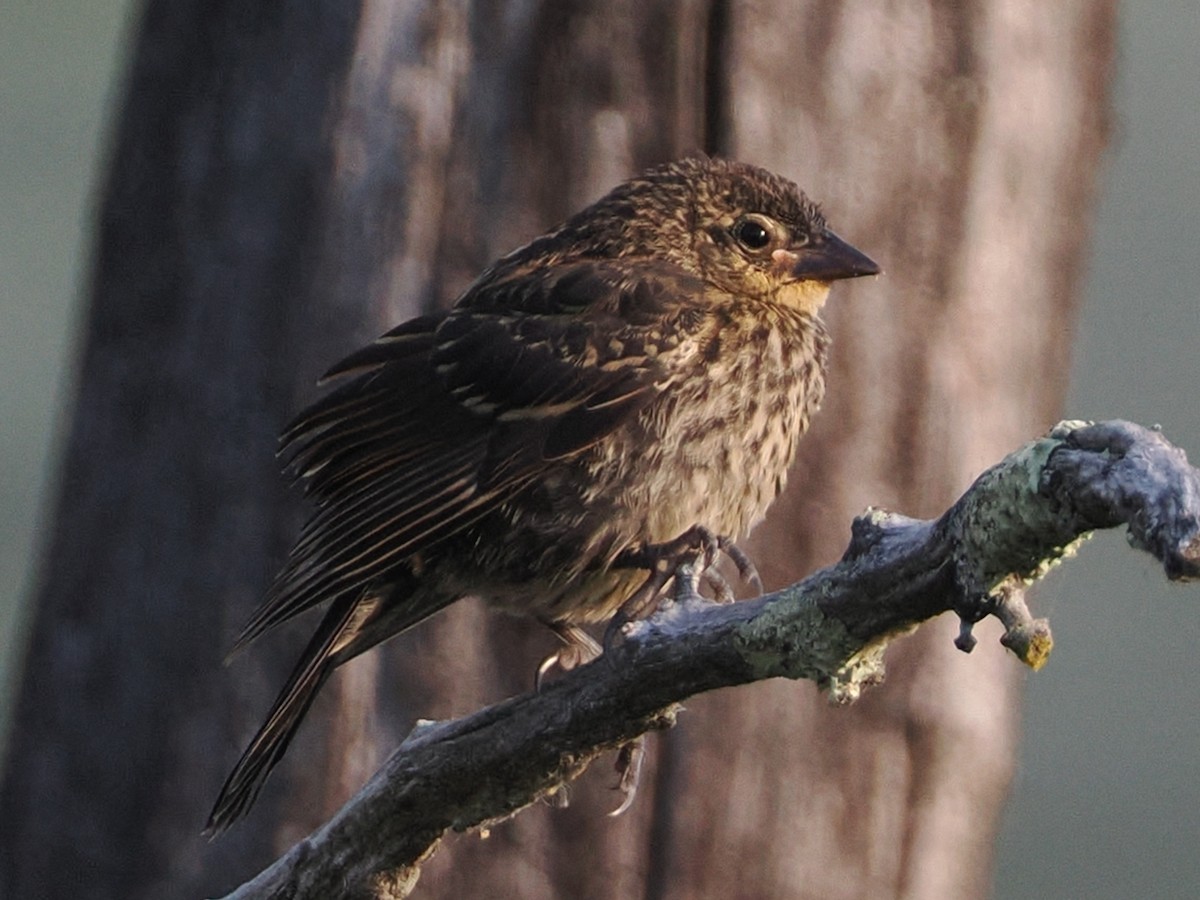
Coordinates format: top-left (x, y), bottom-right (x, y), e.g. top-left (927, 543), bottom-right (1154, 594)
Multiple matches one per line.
top-left (0, 2), bottom-right (1114, 899)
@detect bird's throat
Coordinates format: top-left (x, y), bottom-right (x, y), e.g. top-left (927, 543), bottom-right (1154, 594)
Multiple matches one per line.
top-left (774, 281), bottom-right (832, 315)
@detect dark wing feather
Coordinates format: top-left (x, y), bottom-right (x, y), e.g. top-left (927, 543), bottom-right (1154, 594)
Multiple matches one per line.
top-left (233, 259), bottom-right (703, 650)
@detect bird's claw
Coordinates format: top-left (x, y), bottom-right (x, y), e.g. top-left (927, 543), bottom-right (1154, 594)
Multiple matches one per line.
top-left (715, 535), bottom-right (763, 596)
top-left (535, 623), bottom-right (602, 690)
top-left (610, 525), bottom-right (760, 625)
top-left (608, 737), bottom-right (646, 817)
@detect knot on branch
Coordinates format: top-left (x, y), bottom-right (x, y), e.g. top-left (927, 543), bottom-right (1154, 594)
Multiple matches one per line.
top-left (951, 579), bottom-right (1053, 670)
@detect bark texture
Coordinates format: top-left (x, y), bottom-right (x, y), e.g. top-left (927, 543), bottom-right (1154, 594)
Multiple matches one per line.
top-left (0, 2), bottom-right (1115, 899)
top-left (222, 420), bottom-right (1200, 899)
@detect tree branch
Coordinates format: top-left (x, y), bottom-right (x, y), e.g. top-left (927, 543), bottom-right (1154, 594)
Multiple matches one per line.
top-left (221, 420), bottom-right (1200, 900)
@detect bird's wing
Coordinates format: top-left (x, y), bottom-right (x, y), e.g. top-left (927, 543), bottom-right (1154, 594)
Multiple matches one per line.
top-left (233, 259), bottom-right (705, 648)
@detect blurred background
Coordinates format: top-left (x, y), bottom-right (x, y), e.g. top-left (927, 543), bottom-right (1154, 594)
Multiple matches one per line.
top-left (0, 2), bottom-right (1195, 897)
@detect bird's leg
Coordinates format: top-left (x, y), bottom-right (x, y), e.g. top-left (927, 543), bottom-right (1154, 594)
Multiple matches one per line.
top-left (597, 526), bottom-right (761, 816)
top-left (535, 623), bottom-right (603, 690)
top-left (605, 525), bottom-right (761, 648)
top-left (533, 620), bottom-right (648, 815)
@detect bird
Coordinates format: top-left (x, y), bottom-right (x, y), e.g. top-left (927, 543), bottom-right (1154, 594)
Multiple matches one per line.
top-left (206, 156), bottom-right (879, 833)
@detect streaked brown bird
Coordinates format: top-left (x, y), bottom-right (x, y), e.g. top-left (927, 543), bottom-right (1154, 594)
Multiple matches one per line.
top-left (207, 156), bottom-right (878, 833)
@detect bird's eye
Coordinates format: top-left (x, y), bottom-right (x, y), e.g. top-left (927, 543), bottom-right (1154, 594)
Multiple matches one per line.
top-left (732, 217), bottom-right (773, 251)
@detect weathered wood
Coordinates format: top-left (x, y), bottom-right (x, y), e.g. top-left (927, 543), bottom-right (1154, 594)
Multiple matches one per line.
top-left (221, 420), bottom-right (1200, 898)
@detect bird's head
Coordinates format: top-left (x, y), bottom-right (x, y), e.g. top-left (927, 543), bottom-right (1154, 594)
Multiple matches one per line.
top-left (561, 157), bottom-right (880, 314)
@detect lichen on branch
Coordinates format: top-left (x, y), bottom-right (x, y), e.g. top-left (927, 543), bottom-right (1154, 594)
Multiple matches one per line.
top-left (223, 419), bottom-right (1200, 900)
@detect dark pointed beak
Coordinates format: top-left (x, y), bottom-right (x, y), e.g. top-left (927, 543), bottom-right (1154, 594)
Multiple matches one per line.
top-left (776, 230), bottom-right (881, 282)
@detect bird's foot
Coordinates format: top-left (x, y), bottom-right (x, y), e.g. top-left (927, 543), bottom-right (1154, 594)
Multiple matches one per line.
top-left (608, 736), bottom-right (646, 817)
top-left (715, 537), bottom-right (764, 597)
top-left (535, 623), bottom-right (603, 690)
top-left (604, 525), bottom-right (761, 650)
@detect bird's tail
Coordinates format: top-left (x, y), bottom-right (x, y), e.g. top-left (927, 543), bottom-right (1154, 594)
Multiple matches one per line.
top-left (204, 595), bottom-right (360, 837)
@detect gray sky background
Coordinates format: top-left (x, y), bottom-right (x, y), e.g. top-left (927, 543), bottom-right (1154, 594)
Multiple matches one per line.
top-left (0, 3), bottom-right (1196, 897)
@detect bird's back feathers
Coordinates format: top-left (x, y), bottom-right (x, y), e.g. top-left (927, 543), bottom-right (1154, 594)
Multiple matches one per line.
top-left (233, 259), bottom-right (703, 652)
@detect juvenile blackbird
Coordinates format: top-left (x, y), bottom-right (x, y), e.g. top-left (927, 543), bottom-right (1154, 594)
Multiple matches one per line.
top-left (207, 156), bottom-right (878, 832)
